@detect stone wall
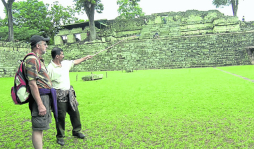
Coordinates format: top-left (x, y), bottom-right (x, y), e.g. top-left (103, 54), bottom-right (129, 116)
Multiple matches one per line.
top-left (0, 41), bottom-right (31, 77)
top-left (1, 30), bottom-right (253, 77)
top-left (55, 31), bottom-right (253, 72)
top-left (1, 10), bottom-right (254, 77)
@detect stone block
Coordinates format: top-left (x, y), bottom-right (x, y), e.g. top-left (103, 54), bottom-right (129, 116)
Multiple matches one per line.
top-left (213, 17), bottom-right (239, 26)
top-left (67, 34), bottom-right (76, 43)
top-left (54, 36), bottom-right (63, 45)
top-left (180, 23), bottom-right (214, 31)
top-left (154, 16), bottom-right (162, 24)
top-left (57, 29), bottom-right (70, 35)
top-left (82, 74), bottom-right (103, 81)
top-left (70, 28), bottom-right (83, 34)
top-left (213, 26), bottom-right (227, 33)
top-left (101, 37), bottom-right (106, 42)
top-left (173, 15), bottom-right (182, 22)
top-left (227, 24), bottom-right (240, 32)
top-left (167, 16), bottom-right (174, 22)
top-left (115, 30), bottom-right (141, 38)
top-left (181, 15), bottom-right (203, 25)
top-left (107, 36), bottom-right (117, 42)
top-left (80, 32), bottom-right (87, 41)
top-left (213, 24), bottom-right (240, 33)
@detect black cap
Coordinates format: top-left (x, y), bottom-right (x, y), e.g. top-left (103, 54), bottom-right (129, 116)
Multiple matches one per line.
top-left (30, 35), bottom-right (50, 46)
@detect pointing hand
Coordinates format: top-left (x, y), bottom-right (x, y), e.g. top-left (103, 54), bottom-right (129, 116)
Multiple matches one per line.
top-left (86, 55), bottom-right (93, 60)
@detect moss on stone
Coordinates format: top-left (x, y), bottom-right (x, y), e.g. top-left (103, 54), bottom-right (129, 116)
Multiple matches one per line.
top-left (213, 17), bottom-right (239, 26)
top-left (54, 36), bottom-right (63, 45)
top-left (154, 16), bottom-right (162, 24)
top-left (82, 74), bottom-right (103, 81)
top-left (180, 23), bottom-right (214, 31)
top-left (70, 28), bottom-right (83, 34)
top-left (80, 32), bottom-right (87, 41)
top-left (57, 29), bottom-right (70, 36)
top-left (181, 15), bottom-right (203, 25)
top-left (67, 34), bottom-right (76, 43)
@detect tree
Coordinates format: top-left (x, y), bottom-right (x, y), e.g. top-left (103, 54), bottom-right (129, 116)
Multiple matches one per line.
top-left (74, 0), bottom-right (104, 41)
top-left (11, 0), bottom-right (51, 41)
top-left (0, 16), bottom-right (8, 40)
top-left (48, 1), bottom-right (81, 27)
top-left (0, 17), bottom-right (8, 41)
top-left (212, 0), bottom-right (240, 16)
top-left (47, 1), bottom-right (81, 43)
top-left (0, 17), bottom-right (3, 26)
top-left (1, 0), bottom-right (15, 41)
top-left (1, 0), bottom-right (82, 43)
top-left (117, 0), bottom-right (144, 19)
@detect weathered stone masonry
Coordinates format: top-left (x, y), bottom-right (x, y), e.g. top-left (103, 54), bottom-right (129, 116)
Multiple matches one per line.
top-left (51, 31), bottom-right (254, 72)
top-left (1, 10), bottom-right (254, 77)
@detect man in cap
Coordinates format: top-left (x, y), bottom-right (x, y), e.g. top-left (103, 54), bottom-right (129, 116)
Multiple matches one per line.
top-left (47, 47), bottom-right (93, 146)
top-left (24, 35), bottom-right (57, 149)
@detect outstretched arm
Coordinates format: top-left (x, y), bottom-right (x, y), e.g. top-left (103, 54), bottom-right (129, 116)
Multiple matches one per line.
top-left (74, 55), bottom-right (93, 65)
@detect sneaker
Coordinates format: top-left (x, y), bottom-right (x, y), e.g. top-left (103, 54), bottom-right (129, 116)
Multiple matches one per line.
top-left (57, 138), bottom-right (64, 146)
top-left (72, 132), bottom-right (85, 139)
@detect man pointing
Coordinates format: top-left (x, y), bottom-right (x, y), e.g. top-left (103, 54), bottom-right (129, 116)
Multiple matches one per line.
top-left (47, 47), bottom-right (93, 146)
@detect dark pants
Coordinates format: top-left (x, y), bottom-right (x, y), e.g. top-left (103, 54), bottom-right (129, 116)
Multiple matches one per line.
top-left (56, 99), bottom-right (82, 138)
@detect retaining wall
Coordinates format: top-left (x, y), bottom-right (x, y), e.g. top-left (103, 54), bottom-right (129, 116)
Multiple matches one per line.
top-left (0, 30), bottom-right (253, 77)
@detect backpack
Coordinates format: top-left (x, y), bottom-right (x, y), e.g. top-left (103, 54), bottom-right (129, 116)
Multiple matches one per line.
top-left (11, 53), bottom-right (41, 104)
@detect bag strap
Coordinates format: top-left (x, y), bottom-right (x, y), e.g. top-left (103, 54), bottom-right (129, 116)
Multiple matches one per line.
top-left (23, 53), bottom-right (41, 71)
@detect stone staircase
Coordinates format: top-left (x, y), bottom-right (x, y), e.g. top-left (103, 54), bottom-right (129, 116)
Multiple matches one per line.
top-left (0, 64), bottom-right (15, 78)
top-left (140, 22), bottom-right (181, 39)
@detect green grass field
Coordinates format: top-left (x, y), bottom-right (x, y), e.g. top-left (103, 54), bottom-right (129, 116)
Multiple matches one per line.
top-left (1, 65), bottom-right (254, 148)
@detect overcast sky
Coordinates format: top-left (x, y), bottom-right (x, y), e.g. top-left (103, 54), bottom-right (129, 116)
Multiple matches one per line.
top-left (0, 0), bottom-right (254, 21)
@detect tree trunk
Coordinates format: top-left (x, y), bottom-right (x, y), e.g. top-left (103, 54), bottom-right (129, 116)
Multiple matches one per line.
top-left (7, 2), bottom-right (14, 42)
top-left (1, 0), bottom-right (14, 42)
top-left (84, 2), bottom-right (96, 41)
top-left (231, 0), bottom-right (238, 16)
top-left (88, 9), bottom-right (96, 41)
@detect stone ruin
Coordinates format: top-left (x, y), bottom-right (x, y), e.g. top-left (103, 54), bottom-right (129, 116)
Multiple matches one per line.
top-left (1, 10), bottom-right (254, 77)
top-left (82, 74), bottom-right (103, 81)
top-left (54, 10), bottom-right (246, 44)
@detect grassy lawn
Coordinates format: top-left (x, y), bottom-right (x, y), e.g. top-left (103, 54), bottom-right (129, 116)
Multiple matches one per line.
top-left (217, 65), bottom-right (254, 80)
top-left (1, 66), bottom-right (254, 148)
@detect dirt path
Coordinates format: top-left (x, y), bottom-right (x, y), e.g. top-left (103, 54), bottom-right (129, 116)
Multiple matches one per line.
top-left (214, 67), bottom-right (254, 83)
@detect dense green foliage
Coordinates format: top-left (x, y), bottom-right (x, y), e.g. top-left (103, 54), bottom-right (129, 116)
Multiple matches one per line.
top-left (49, 1), bottom-right (81, 27)
top-left (74, 0), bottom-right (104, 14)
top-left (117, 0), bottom-right (144, 19)
top-left (12, 0), bottom-right (49, 41)
top-left (1, 66), bottom-right (254, 148)
top-left (0, 17), bottom-right (8, 41)
top-left (212, 0), bottom-right (239, 16)
top-left (0, 0), bottom-right (81, 43)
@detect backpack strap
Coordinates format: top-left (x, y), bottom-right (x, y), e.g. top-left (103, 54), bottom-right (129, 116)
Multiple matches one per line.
top-left (23, 53), bottom-right (41, 71)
